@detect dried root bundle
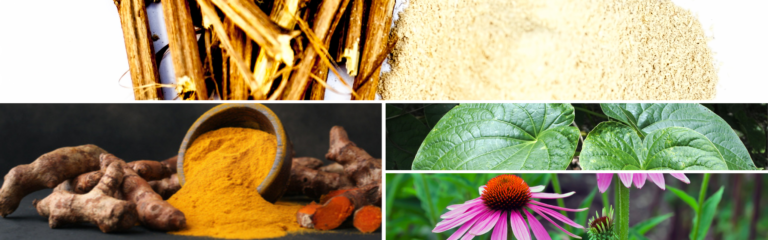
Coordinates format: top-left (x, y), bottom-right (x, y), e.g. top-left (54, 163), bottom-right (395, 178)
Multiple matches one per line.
top-left (116, 0), bottom-right (396, 100)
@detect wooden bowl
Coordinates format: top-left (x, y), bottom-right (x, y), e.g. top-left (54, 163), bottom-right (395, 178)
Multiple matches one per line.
top-left (177, 103), bottom-right (292, 203)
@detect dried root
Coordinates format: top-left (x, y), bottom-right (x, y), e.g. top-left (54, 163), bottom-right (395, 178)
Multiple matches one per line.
top-left (0, 145), bottom-right (108, 217)
top-left (33, 161), bottom-right (138, 233)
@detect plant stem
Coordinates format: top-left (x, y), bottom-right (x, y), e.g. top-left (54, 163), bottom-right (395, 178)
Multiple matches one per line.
top-left (615, 177), bottom-right (630, 240)
top-left (692, 173), bottom-right (711, 240)
top-left (550, 173), bottom-right (570, 232)
top-left (574, 106), bottom-right (608, 119)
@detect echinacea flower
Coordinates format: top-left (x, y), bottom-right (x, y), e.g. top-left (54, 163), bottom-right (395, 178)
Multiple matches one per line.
top-left (433, 175), bottom-right (587, 240)
top-left (587, 206), bottom-right (618, 240)
top-left (596, 173), bottom-right (690, 193)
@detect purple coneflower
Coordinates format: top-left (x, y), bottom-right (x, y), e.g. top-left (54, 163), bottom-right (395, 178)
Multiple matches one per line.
top-left (596, 173), bottom-right (690, 193)
top-left (433, 175), bottom-right (586, 240)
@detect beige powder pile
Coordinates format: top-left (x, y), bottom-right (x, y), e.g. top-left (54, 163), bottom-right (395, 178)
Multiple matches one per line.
top-left (380, 0), bottom-right (717, 100)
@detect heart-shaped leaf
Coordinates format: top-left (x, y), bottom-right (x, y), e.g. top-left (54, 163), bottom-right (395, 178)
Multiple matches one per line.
top-left (412, 103), bottom-right (579, 170)
top-left (600, 103), bottom-right (756, 169)
top-left (581, 122), bottom-right (728, 170)
top-left (386, 105), bottom-right (430, 170)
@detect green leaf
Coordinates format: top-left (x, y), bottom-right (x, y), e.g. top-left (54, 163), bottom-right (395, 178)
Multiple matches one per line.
top-left (574, 187), bottom-right (598, 233)
top-left (600, 103), bottom-right (756, 169)
top-left (412, 174), bottom-right (440, 227)
top-left (424, 104), bottom-right (458, 129)
top-left (386, 174), bottom-right (407, 218)
top-left (629, 230), bottom-right (651, 240)
top-left (666, 186), bottom-right (699, 211)
top-left (692, 187), bottom-right (724, 240)
top-left (412, 103), bottom-right (579, 170)
top-left (387, 105), bottom-right (430, 170)
top-left (581, 122), bottom-right (728, 170)
top-left (631, 213), bottom-right (673, 235)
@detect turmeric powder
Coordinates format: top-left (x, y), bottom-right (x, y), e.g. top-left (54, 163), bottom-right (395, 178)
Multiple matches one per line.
top-left (167, 127), bottom-right (303, 239)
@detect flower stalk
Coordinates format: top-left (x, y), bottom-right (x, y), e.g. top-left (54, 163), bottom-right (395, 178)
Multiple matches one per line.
top-left (615, 177), bottom-right (630, 240)
top-left (692, 173), bottom-right (711, 240)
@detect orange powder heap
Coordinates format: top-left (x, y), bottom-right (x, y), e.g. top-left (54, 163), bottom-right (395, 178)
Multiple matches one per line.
top-left (168, 127), bottom-right (303, 239)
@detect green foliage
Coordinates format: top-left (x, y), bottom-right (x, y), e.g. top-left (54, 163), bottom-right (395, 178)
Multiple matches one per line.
top-left (691, 187), bottom-right (724, 240)
top-left (581, 122), bottom-right (728, 170)
top-left (599, 103), bottom-right (757, 170)
top-left (412, 103), bottom-right (579, 170)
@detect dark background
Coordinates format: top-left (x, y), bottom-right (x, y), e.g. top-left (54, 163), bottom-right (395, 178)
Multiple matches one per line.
top-left (0, 103), bottom-right (381, 240)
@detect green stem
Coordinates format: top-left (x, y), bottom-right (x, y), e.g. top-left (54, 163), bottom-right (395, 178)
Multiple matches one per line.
top-left (692, 173), bottom-right (711, 240)
top-left (574, 106), bottom-right (609, 119)
top-left (602, 191), bottom-right (609, 208)
top-left (615, 177), bottom-right (630, 240)
top-left (550, 173), bottom-right (570, 232)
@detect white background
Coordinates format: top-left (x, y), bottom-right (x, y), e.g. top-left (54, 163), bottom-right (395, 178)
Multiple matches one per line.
top-left (0, 0), bottom-right (765, 102)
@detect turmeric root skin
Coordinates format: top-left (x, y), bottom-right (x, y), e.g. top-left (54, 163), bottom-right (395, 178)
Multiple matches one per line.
top-left (288, 165), bottom-right (354, 199)
top-left (101, 153), bottom-right (187, 231)
top-left (293, 157), bottom-right (325, 170)
top-left (325, 126), bottom-right (382, 187)
top-left (71, 171), bottom-right (104, 194)
top-left (0, 145), bottom-right (108, 217)
top-left (149, 174), bottom-right (181, 200)
top-left (33, 161), bottom-right (138, 233)
top-left (127, 160), bottom-right (174, 181)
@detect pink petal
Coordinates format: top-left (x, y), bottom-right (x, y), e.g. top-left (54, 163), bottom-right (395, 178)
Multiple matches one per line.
top-left (596, 173), bottom-right (613, 193)
top-left (491, 211), bottom-right (508, 240)
top-left (443, 199), bottom-right (484, 219)
top-left (434, 207), bottom-right (488, 232)
top-left (528, 206), bottom-right (581, 238)
top-left (618, 173), bottom-right (633, 188)
top-left (529, 185), bottom-right (545, 192)
top-left (509, 210), bottom-right (531, 240)
top-left (447, 212), bottom-right (483, 240)
top-left (479, 185), bottom-right (486, 195)
top-left (447, 198), bottom-right (482, 210)
top-left (670, 173), bottom-right (690, 184)
top-left (528, 204), bottom-right (584, 229)
top-left (530, 191), bottom-right (575, 199)
top-left (461, 234), bottom-right (476, 240)
top-left (647, 173), bottom-right (665, 190)
top-left (469, 210), bottom-right (502, 235)
top-left (529, 200), bottom-right (588, 212)
top-left (633, 173), bottom-right (647, 189)
top-left (524, 209), bottom-right (552, 240)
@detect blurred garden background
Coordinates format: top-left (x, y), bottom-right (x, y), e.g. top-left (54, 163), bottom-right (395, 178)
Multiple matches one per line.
top-left (385, 173), bottom-right (767, 240)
